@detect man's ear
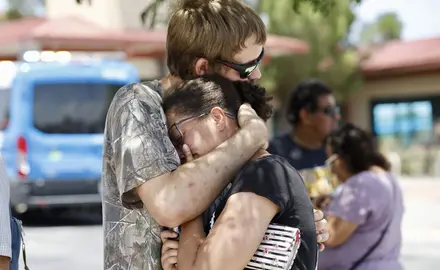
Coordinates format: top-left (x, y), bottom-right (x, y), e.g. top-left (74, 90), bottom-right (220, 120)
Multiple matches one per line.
top-left (299, 108), bottom-right (313, 125)
top-left (194, 58), bottom-right (209, 76)
top-left (210, 107), bottom-right (227, 131)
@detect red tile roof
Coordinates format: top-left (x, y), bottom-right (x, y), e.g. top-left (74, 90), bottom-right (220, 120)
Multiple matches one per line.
top-left (0, 17), bottom-right (45, 44)
top-left (361, 37), bottom-right (440, 77)
top-left (0, 16), bottom-right (308, 57)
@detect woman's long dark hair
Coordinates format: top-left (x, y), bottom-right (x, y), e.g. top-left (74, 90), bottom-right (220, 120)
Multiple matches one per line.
top-left (327, 123), bottom-right (391, 174)
top-left (163, 74), bottom-right (273, 121)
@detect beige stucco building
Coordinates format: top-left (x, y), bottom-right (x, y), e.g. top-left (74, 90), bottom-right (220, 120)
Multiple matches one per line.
top-left (348, 73), bottom-right (440, 131)
top-left (348, 38), bottom-right (440, 131)
top-left (347, 38), bottom-right (440, 175)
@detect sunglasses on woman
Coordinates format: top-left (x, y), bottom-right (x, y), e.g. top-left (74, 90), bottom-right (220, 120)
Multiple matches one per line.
top-left (216, 48), bottom-right (265, 79)
top-left (168, 112), bottom-right (236, 149)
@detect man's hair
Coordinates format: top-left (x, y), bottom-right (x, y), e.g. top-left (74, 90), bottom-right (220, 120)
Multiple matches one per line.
top-left (167, 0), bottom-right (266, 80)
top-left (286, 79), bottom-right (333, 126)
top-left (163, 74), bottom-right (273, 122)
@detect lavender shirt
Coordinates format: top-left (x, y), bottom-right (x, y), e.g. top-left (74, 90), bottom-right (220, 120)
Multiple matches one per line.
top-left (318, 171), bottom-right (404, 270)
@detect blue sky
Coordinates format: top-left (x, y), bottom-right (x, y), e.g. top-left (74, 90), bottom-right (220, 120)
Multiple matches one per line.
top-left (1, 0), bottom-right (440, 41)
top-left (352, 0), bottom-right (440, 41)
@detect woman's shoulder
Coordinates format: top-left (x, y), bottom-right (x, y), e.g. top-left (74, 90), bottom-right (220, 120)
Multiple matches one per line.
top-left (346, 170), bottom-right (397, 192)
top-left (241, 155), bottom-right (298, 176)
top-left (234, 155), bottom-right (304, 194)
top-left (350, 170), bottom-right (395, 181)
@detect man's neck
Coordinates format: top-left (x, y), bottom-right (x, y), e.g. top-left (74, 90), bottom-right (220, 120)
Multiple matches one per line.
top-left (290, 126), bottom-right (323, 150)
top-left (160, 74), bottom-right (182, 93)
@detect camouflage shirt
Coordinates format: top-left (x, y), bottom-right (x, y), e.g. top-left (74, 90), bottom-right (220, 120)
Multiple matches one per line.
top-left (102, 81), bottom-right (180, 270)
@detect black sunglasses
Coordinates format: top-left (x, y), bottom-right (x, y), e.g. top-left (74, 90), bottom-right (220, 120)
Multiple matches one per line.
top-left (216, 48), bottom-right (264, 79)
top-left (168, 112), bottom-right (236, 149)
top-left (316, 106), bottom-right (340, 117)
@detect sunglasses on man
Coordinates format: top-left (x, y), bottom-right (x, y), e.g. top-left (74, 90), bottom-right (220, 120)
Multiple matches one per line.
top-left (216, 48), bottom-right (265, 79)
top-left (315, 106), bottom-right (340, 117)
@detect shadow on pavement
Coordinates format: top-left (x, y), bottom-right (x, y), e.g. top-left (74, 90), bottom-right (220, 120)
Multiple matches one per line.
top-left (17, 208), bottom-right (102, 227)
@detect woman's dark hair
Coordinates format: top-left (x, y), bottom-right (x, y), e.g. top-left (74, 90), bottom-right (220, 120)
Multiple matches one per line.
top-left (327, 123), bottom-right (391, 174)
top-left (163, 74), bottom-right (273, 121)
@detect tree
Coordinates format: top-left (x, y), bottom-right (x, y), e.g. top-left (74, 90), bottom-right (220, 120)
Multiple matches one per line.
top-left (290, 0), bottom-right (363, 15)
top-left (359, 12), bottom-right (403, 45)
top-left (122, 0), bottom-right (363, 103)
top-left (140, 0), bottom-right (166, 29)
top-left (259, 0), bottom-right (363, 102)
top-left (1, 0), bottom-right (44, 21)
top-left (134, 0), bottom-right (364, 29)
top-left (72, 0), bottom-right (365, 28)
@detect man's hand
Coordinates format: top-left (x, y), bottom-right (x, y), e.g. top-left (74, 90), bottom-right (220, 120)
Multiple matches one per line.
top-left (314, 209), bottom-right (329, 251)
top-left (180, 144), bottom-right (194, 164)
top-left (161, 230), bottom-right (179, 270)
top-left (237, 103), bottom-right (268, 149)
top-left (0, 256), bottom-right (10, 270)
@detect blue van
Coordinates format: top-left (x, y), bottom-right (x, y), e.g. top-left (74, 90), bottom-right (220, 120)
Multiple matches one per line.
top-left (0, 59), bottom-right (139, 214)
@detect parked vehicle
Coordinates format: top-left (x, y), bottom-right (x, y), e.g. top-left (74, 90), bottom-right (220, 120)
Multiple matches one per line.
top-left (0, 53), bottom-right (139, 214)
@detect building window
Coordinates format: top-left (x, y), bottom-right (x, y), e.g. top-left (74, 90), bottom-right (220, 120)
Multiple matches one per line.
top-left (373, 101), bottom-right (433, 146)
top-left (372, 99), bottom-right (436, 175)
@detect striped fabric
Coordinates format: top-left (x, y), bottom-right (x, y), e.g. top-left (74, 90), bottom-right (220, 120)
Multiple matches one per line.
top-left (245, 224), bottom-right (301, 270)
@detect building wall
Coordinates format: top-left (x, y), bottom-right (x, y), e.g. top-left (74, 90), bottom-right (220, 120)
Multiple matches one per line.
top-left (347, 73), bottom-right (440, 130)
top-left (117, 0), bottom-right (170, 30)
top-left (45, 0), bottom-right (169, 79)
top-left (130, 58), bottom-right (166, 80)
top-left (347, 72), bottom-right (440, 176)
top-left (45, 0), bottom-right (169, 30)
top-left (45, 0), bottom-right (123, 29)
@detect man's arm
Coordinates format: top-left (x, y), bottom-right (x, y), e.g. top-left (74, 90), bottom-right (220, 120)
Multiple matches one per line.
top-left (137, 117), bottom-right (266, 227)
top-left (0, 256), bottom-right (9, 270)
top-left (0, 156), bottom-right (12, 269)
top-left (110, 87), bottom-right (267, 228)
top-left (322, 177), bottom-right (370, 248)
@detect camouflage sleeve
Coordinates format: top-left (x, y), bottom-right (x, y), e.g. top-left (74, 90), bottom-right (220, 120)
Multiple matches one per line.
top-left (111, 94), bottom-right (179, 208)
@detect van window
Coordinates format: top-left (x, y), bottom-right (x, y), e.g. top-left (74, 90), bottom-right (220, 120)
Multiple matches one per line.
top-left (33, 83), bottom-right (123, 134)
top-left (0, 88), bottom-right (10, 130)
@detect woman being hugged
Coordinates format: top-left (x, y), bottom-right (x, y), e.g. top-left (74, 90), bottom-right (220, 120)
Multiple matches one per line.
top-left (161, 74), bottom-right (318, 270)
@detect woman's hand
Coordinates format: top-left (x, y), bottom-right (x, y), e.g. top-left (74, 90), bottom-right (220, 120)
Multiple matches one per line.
top-left (313, 194), bottom-right (332, 210)
top-left (161, 230), bottom-right (180, 270)
top-left (314, 209), bottom-right (330, 251)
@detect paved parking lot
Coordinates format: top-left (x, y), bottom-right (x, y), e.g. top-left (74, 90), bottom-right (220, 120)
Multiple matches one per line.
top-left (19, 178), bottom-right (440, 270)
